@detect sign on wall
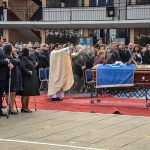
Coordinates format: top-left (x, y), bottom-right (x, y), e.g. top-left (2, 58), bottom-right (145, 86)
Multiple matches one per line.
top-left (85, 37), bottom-right (93, 45)
top-left (79, 37), bottom-right (93, 45)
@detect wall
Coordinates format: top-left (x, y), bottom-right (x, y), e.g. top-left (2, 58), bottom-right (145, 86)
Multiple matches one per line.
top-left (9, 29), bottom-right (27, 43)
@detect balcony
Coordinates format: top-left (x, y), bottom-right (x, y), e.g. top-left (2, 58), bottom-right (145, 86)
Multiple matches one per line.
top-left (43, 5), bottom-right (150, 22)
top-left (1, 5), bottom-right (150, 29)
top-left (43, 7), bottom-right (113, 22)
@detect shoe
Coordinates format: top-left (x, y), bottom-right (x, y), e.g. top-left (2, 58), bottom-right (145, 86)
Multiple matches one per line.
top-left (51, 98), bottom-right (59, 101)
top-left (2, 105), bottom-right (7, 109)
top-left (57, 98), bottom-right (63, 101)
top-left (27, 109), bottom-right (32, 113)
top-left (0, 112), bottom-right (7, 117)
top-left (21, 109), bottom-right (32, 113)
top-left (9, 111), bottom-right (18, 115)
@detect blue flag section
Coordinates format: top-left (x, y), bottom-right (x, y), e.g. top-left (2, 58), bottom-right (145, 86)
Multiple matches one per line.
top-left (96, 64), bottom-right (136, 86)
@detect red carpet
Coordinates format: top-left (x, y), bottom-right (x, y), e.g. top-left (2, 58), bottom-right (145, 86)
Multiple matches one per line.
top-left (15, 94), bottom-right (150, 117)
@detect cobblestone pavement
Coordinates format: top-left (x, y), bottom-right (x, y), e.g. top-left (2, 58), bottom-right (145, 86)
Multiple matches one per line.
top-left (0, 110), bottom-right (150, 150)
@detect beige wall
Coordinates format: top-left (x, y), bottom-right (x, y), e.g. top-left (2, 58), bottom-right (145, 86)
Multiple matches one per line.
top-left (130, 29), bottom-right (134, 43)
top-left (9, 29), bottom-right (27, 43)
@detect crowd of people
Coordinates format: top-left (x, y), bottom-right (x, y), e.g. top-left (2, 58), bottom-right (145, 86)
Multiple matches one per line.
top-left (1, 37), bottom-right (150, 117)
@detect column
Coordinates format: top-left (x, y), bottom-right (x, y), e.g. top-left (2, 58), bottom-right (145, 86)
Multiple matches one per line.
top-left (130, 29), bottom-right (134, 43)
top-left (41, 29), bottom-right (46, 44)
top-left (84, 0), bottom-right (89, 6)
top-left (131, 0), bottom-right (136, 5)
top-left (3, 29), bottom-right (9, 42)
top-left (42, 0), bottom-right (47, 7)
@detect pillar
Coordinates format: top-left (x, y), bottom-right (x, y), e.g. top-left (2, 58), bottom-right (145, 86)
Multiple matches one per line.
top-left (84, 0), bottom-right (89, 6)
top-left (42, 0), bottom-right (46, 7)
top-left (130, 29), bottom-right (134, 43)
top-left (41, 29), bottom-right (46, 44)
top-left (3, 29), bottom-right (9, 42)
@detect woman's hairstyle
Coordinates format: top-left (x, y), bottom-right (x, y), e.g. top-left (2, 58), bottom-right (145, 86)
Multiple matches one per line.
top-left (98, 44), bottom-right (106, 50)
top-left (20, 48), bottom-right (29, 57)
top-left (3, 43), bottom-right (12, 54)
top-left (133, 44), bottom-right (141, 53)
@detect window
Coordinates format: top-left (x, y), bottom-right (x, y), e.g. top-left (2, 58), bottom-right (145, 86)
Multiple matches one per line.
top-left (134, 29), bottom-right (150, 47)
top-left (46, 29), bottom-right (81, 44)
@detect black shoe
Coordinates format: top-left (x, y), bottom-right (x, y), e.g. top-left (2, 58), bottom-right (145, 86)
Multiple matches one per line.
top-left (57, 98), bottom-right (63, 101)
top-left (51, 98), bottom-right (59, 101)
top-left (21, 109), bottom-right (32, 113)
top-left (27, 109), bottom-right (32, 113)
top-left (0, 112), bottom-right (7, 117)
top-left (9, 111), bottom-right (18, 115)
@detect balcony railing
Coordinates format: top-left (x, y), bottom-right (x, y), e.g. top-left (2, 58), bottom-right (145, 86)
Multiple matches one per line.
top-left (43, 6), bottom-right (150, 22)
top-left (1, 5), bottom-right (150, 22)
top-left (127, 5), bottom-right (150, 20)
top-left (43, 7), bottom-right (113, 22)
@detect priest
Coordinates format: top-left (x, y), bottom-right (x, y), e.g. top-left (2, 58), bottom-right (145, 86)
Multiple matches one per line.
top-left (48, 43), bottom-right (74, 101)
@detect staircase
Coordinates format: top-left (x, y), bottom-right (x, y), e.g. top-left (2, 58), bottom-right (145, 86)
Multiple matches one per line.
top-left (32, 0), bottom-right (42, 6)
top-left (7, 9), bottom-right (21, 21)
top-left (26, 0), bottom-right (42, 21)
top-left (29, 6), bottom-right (42, 21)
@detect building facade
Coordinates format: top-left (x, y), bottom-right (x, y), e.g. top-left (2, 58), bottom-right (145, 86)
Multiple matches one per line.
top-left (0, 0), bottom-right (150, 46)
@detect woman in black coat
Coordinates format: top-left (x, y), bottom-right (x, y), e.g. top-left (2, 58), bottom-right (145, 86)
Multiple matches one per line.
top-left (3, 44), bottom-right (22, 115)
top-left (19, 48), bottom-right (39, 113)
top-left (143, 44), bottom-right (150, 64)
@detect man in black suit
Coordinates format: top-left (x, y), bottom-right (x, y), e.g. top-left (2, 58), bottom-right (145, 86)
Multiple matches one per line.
top-left (0, 50), bottom-right (13, 117)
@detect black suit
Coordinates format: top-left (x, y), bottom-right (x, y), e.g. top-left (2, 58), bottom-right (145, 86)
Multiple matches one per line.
top-left (0, 51), bottom-right (8, 114)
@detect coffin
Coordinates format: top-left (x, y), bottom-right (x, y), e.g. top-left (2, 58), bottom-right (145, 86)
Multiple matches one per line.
top-left (134, 65), bottom-right (150, 86)
top-left (91, 64), bottom-right (150, 87)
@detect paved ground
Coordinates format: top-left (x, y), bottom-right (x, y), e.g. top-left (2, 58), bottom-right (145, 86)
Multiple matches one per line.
top-left (0, 110), bottom-right (150, 150)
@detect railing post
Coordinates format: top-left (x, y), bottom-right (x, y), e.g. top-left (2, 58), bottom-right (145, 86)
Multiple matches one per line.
top-left (118, 0), bottom-right (120, 20)
top-left (70, 7), bottom-right (72, 21)
top-left (125, 0), bottom-right (127, 20)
